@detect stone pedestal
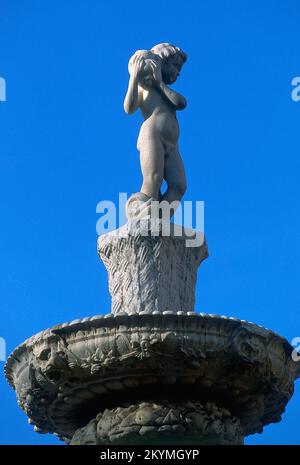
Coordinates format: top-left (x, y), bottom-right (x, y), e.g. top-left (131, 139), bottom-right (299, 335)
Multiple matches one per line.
top-left (97, 222), bottom-right (208, 315)
top-left (5, 223), bottom-right (300, 445)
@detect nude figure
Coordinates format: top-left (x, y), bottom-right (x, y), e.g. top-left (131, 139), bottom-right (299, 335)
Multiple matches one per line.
top-left (124, 43), bottom-right (188, 219)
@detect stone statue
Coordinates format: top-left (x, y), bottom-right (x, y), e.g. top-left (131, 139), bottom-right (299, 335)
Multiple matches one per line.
top-left (5, 41), bottom-right (300, 448)
top-left (124, 43), bottom-right (188, 219)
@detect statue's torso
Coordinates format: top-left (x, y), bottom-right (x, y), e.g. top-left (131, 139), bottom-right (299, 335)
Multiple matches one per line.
top-left (138, 87), bottom-right (179, 154)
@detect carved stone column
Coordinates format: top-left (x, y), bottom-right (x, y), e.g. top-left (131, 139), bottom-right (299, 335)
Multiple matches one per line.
top-left (97, 221), bottom-right (208, 315)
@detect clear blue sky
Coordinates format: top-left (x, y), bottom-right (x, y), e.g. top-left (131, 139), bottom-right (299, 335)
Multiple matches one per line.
top-left (1, 0), bottom-right (299, 445)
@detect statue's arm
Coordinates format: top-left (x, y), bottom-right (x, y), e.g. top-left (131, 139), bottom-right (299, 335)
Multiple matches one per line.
top-left (124, 75), bottom-right (141, 115)
top-left (124, 55), bottom-right (143, 115)
top-left (157, 82), bottom-right (186, 110)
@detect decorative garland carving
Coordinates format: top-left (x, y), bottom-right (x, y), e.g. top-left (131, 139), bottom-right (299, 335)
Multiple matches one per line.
top-left (5, 313), bottom-right (300, 442)
top-left (70, 400), bottom-right (243, 445)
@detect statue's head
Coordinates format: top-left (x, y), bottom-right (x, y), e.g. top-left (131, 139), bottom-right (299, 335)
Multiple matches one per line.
top-left (128, 50), bottom-right (162, 89)
top-left (150, 43), bottom-right (187, 84)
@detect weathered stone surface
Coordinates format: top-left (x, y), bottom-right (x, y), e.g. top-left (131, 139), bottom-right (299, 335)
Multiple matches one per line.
top-left (5, 313), bottom-right (300, 444)
top-left (70, 400), bottom-right (243, 445)
top-left (98, 222), bottom-right (208, 315)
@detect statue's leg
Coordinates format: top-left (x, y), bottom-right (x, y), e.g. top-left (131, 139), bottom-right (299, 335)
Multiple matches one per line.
top-left (139, 133), bottom-right (164, 200)
top-left (162, 149), bottom-right (187, 204)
